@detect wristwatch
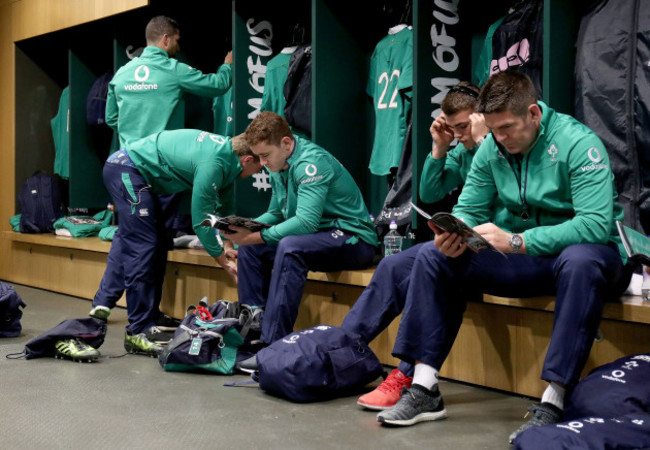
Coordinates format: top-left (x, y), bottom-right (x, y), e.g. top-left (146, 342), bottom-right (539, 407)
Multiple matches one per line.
top-left (509, 233), bottom-right (523, 253)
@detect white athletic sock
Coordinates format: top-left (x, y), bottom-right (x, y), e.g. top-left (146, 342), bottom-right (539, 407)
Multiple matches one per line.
top-left (413, 363), bottom-right (439, 391)
top-left (541, 382), bottom-right (565, 410)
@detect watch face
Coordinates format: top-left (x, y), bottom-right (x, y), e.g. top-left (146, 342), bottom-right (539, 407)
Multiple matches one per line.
top-left (510, 234), bottom-right (523, 247)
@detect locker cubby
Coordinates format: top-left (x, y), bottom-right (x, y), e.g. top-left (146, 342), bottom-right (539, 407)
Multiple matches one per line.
top-left (14, 0), bottom-right (583, 228)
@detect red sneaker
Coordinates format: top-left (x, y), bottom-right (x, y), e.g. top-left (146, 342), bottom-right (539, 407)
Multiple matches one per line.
top-left (357, 369), bottom-right (413, 410)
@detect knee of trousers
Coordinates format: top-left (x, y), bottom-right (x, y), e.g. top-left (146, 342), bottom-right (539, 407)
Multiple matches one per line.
top-left (275, 235), bottom-right (308, 256)
top-left (554, 248), bottom-right (607, 285)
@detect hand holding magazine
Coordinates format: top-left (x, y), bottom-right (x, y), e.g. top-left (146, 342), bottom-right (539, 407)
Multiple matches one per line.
top-left (200, 214), bottom-right (271, 234)
top-left (616, 220), bottom-right (650, 265)
top-left (410, 202), bottom-right (503, 254)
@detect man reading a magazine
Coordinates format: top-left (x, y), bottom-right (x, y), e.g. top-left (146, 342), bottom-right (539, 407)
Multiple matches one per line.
top-left (341, 82), bottom-right (488, 410)
top-left (93, 129), bottom-right (261, 356)
top-left (225, 111), bottom-right (379, 372)
top-left (374, 70), bottom-right (632, 444)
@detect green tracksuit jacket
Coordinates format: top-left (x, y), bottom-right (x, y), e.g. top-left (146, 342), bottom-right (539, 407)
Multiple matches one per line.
top-left (452, 102), bottom-right (626, 261)
top-left (127, 129), bottom-right (242, 257)
top-left (419, 142), bottom-right (479, 204)
top-left (106, 46), bottom-right (232, 147)
top-left (256, 137), bottom-right (379, 247)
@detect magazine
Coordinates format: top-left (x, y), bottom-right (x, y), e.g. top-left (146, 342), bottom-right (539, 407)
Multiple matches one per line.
top-left (410, 202), bottom-right (502, 254)
top-left (200, 213), bottom-right (271, 234)
top-left (616, 220), bottom-right (650, 265)
top-left (65, 216), bottom-right (101, 226)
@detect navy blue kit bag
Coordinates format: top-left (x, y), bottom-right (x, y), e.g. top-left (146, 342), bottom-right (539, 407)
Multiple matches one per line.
top-left (0, 282), bottom-right (26, 337)
top-left (158, 299), bottom-right (263, 374)
top-left (513, 413), bottom-right (650, 449)
top-left (564, 353), bottom-right (650, 420)
top-left (18, 172), bottom-right (65, 233)
top-left (513, 353), bottom-right (650, 449)
top-left (256, 325), bottom-right (384, 403)
top-left (23, 318), bottom-right (107, 359)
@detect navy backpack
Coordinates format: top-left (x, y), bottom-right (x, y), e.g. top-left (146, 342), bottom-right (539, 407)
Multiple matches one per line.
top-left (283, 44), bottom-right (312, 134)
top-left (513, 413), bottom-right (650, 450)
top-left (86, 73), bottom-right (112, 127)
top-left (18, 172), bottom-right (65, 233)
top-left (565, 353), bottom-right (650, 421)
top-left (256, 325), bottom-right (384, 403)
top-left (0, 282), bottom-right (26, 337)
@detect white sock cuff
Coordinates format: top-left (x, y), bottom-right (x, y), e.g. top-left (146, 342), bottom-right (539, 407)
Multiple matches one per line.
top-left (541, 382), bottom-right (565, 410)
top-left (413, 363), bottom-right (439, 391)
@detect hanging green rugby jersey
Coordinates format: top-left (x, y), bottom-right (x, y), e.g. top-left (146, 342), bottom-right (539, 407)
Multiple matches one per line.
top-left (212, 88), bottom-right (234, 137)
top-left (255, 136), bottom-right (378, 247)
top-left (106, 46), bottom-right (232, 147)
top-left (419, 143), bottom-right (480, 204)
top-left (51, 86), bottom-right (70, 179)
top-left (126, 129), bottom-right (242, 257)
top-left (367, 26), bottom-right (413, 176)
top-left (260, 48), bottom-right (295, 116)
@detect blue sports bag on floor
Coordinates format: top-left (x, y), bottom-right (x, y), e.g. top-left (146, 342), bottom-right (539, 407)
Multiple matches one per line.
top-left (256, 325), bottom-right (384, 402)
top-left (0, 282), bottom-right (26, 338)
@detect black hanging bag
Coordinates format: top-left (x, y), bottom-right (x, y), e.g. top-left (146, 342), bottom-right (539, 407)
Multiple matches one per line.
top-left (490, 0), bottom-right (544, 96)
top-left (283, 44), bottom-right (312, 134)
top-left (18, 171), bottom-right (65, 233)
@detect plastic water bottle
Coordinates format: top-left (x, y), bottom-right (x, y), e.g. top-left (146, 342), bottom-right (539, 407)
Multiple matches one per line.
top-left (642, 269), bottom-right (650, 302)
top-left (384, 220), bottom-right (403, 256)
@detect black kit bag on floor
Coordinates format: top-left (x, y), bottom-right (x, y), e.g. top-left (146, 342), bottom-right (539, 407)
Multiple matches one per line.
top-left (513, 413), bottom-right (650, 450)
top-left (19, 318), bottom-right (107, 359)
top-left (18, 171), bottom-right (65, 233)
top-left (256, 325), bottom-right (384, 403)
top-left (0, 282), bottom-right (26, 338)
top-left (158, 308), bottom-right (244, 374)
top-left (208, 299), bottom-right (264, 361)
top-left (564, 353), bottom-right (650, 421)
top-left (158, 299), bottom-right (263, 373)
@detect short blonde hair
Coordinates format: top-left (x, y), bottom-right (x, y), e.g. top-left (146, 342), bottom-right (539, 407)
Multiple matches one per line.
top-left (231, 134), bottom-right (259, 162)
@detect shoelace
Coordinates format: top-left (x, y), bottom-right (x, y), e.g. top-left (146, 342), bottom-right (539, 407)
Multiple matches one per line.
top-left (73, 339), bottom-right (92, 351)
top-left (379, 373), bottom-right (411, 393)
top-left (523, 405), bottom-right (557, 425)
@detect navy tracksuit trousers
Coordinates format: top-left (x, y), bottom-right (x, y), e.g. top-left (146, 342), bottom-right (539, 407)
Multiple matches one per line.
top-left (341, 243), bottom-right (425, 377)
top-left (390, 241), bottom-right (631, 386)
top-left (237, 230), bottom-right (377, 344)
top-left (95, 160), bottom-right (169, 334)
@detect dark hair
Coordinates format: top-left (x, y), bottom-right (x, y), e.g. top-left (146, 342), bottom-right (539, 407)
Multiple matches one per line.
top-left (441, 82), bottom-right (480, 116)
top-left (245, 111), bottom-right (294, 146)
top-left (145, 16), bottom-right (180, 44)
top-left (477, 69), bottom-right (537, 117)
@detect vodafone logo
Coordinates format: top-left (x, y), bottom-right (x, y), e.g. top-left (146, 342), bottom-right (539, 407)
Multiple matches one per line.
top-left (209, 135), bottom-right (226, 144)
top-left (305, 164), bottom-right (317, 176)
top-left (588, 147), bottom-right (602, 163)
top-left (134, 65), bottom-right (150, 82)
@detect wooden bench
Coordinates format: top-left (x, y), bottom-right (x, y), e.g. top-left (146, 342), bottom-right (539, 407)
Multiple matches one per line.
top-left (3, 230), bottom-right (650, 397)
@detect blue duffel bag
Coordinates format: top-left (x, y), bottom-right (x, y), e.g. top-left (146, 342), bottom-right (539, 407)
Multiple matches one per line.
top-left (256, 325), bottom-right (384, 403)
top-left (0, 282), bottom-right (26, 338)
top-left (564, 353), bottom-right (650, 420)
top-left (513, 413), bottom-right (650, 450)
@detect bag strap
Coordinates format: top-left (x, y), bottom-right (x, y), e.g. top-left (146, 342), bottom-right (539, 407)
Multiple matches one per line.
top-left (5, 351), bottom-right (26, 359)
top-left (238, 306), bottom-right (263, 340)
